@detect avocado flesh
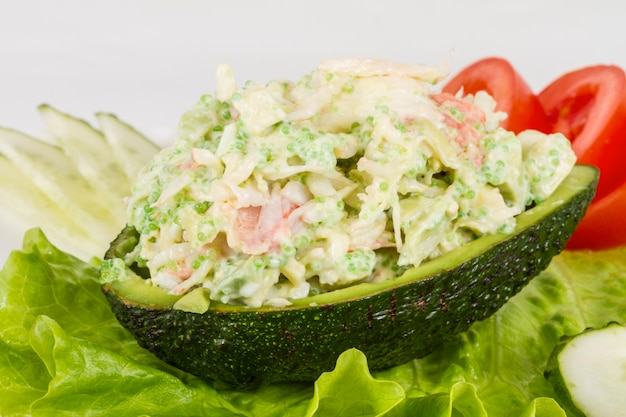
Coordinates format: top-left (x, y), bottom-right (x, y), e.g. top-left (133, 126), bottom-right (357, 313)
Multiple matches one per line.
top-left (101, 164), bottom-right (598, 391)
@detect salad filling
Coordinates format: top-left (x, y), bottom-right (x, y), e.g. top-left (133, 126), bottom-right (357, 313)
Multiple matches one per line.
top-left (117, 59), bottom-right (576, 307)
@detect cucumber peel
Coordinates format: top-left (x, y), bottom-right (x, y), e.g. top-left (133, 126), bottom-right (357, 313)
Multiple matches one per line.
top-left (545, 323), bottom-right (626, 417)
top-left (102, 164), bottom-right (598, 390)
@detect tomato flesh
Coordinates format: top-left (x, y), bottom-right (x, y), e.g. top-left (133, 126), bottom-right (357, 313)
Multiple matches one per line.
top-left (552, 93), bottom-right (594, 140)
top-left (538, 65), bottom-right (626, 249)
top-left (566, 178), bottom-right (626, 250)
top-left (443, 57), bottom-right (550, 134)
top-left (539, 65), bottom-right (626, 200)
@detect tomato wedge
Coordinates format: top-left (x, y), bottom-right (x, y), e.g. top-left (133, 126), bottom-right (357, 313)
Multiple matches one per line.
top-left (538, 65), bottom-right (626, 249)
top-left (566, 180), bottom-right (626, 249)
top-left (538, 65), bottom-right (626, 200)
top-left (443, 57), bottom-right (550, 134)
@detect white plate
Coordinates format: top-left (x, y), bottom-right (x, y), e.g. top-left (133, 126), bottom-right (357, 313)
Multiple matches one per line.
top-left (2, 0), bottom-right (626, 265)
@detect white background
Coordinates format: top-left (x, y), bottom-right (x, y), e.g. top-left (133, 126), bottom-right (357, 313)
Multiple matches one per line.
top-left (0, 0), bottom-right (623, 264)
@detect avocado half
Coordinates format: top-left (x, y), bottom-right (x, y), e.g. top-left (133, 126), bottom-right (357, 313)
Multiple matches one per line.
top-left (101, 164), bottom-right (598, 390)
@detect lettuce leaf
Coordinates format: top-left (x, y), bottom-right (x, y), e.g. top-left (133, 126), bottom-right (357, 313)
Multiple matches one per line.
top-left (1, 228), bottom-right (625, 416)
top-left (305, 348), bottom-right (405, 417)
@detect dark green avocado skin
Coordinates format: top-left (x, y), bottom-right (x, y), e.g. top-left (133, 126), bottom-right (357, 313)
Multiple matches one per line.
top-left (102, 165), bottom-right (598, 391)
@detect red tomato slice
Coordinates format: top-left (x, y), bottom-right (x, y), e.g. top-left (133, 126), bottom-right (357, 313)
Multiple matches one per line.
top-left (538, 65), bottom-right (626, 249)
top-left (443, 57), bottom-right (550, 134)
top-left (567, 178), bottom-right (626, 249)
top-left (538, 65), bottom-right (626, 201)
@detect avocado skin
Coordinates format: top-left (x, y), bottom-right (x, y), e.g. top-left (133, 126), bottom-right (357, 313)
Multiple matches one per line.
top-left (102, 165), bottom-right (597, 391)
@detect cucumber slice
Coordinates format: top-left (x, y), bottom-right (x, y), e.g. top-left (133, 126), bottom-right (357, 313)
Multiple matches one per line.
top-left (1, 107), bottom-right (160, 260)
top-left (0, 154), bottom-right (105, 259)
top-left (38, 104), bottom-right (131, 206)
top-left (96, 112), bottom-right (160, 181)
top-left (545, 323), bottom-right (626, 417)
top-left (0, 126), bottom-right (121, 244)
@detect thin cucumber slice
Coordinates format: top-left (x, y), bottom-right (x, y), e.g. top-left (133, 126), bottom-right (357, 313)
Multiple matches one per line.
top-left (96, 112), bottom-right (160, 181)
top-left (39, 104), bottom-right (132, 204)
top-left (0, 154), bottom-right (105, 259)
top-left (0, 126), bottom-right (122, 244)
top-left (545, 323), bottom-right (626, 417)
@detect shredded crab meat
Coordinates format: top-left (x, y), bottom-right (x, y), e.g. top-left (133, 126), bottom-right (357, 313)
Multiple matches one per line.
top-left (318, 58), bottom-right (450, 83)
top-left (230, 186), bottom-right (300, 255)
top-left (124, 58), bottom-right (577, 307)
